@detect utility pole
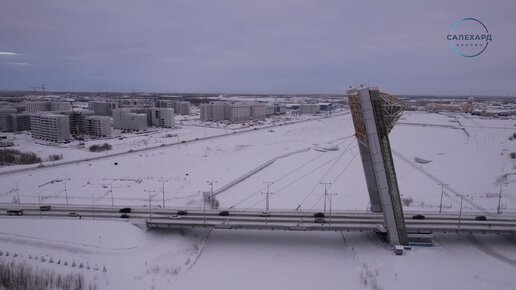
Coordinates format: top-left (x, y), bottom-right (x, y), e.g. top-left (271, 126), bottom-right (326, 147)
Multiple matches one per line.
top-left (263, 181), bottom-right (274, 214)
top-left (206, 181), bottom-right (217, 224)
top-left (321, 182), bottom-right (332, 214)
top-left (497, 183), bottom-right (503, 214)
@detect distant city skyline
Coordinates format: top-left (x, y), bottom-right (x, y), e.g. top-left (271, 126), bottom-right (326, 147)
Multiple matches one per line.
top-left (1, 1), bottom-right (515, 96)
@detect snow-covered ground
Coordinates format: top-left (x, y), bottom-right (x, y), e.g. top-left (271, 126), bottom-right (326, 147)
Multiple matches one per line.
top-left (1, 111), bottom-right (515, 289)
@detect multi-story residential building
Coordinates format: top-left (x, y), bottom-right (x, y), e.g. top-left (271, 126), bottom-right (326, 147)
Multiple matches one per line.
top-left (174, 101), bottom-right (191, 115)
top-left (84, 116), bottom-right (111, 137)
top-left (57, 110), bottom-right (94, 136)
top-left (265, 104), bottom-right (276, 116)
top-left (154, 100), bottom-right (175, 108)
top-left (155, 100), bottom-right (191, 115)
top-left (200, 102), bottom-right (226, 121)
top-left (0, 108), bottom-right (16, 131)
top-left (88, 101), bottom-right (119, 116)
top-left (130, 108), bottom-right (152, 126)
top-left (250, 103), bottom-right (266, 121)
top-left (11, 113), bottom-right (31, 132)
top-left (226, 102), bottom-right (251, 123)
top-left (150, 108), bottom-right (175, 128)
top-left (30, 113), bottom-right (71, 142)
top-left (50, 101), bottom-right (72, 112)
top-left (112, 109), bottom-right (148, 131)
top-left (24, 101), bottom-right (51, 113)
top-left (201, 101), bottom-right (269, 123)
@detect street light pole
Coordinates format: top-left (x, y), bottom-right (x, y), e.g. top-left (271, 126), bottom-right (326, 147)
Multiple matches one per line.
top-left (497, 183), bottom-right (503, 214)
top-left (92, 195), bottom-right (95, 220)
top-left (458, 195), bottom-right (464, 229)
top-left (263, 181), bottom-right (274, 214)
top-left (328, 193), bottom-right (337, 226)
top-left (64, 181), bottom-right (69, 206)
top-left (144, 190), bottom-right (156, 221)
top-left (38, 191), bottom-right (41, 219)
top-left (110, 182), bottom-right (114, 207)
top-left (206, 181), bottom-right (218, 224)
top-left (162, 180), bottom-right (165, 208)
top-left (16, 183), bottom-right (20, 204)
top-left (321, 182), bottom-right (332, 214)
top-left (439, 184), bottom-right (446, 213)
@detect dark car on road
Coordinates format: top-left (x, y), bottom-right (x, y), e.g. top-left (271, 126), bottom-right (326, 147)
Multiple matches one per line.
top-left (177, 210), bottom-right (188, 215)
top-left (119, 208), bottom-right (132, 213)
top-left (39, 205), bottom-right (51, 211)
top-left (412, 214), bottom-right (426, 220)
top-left (120, 214), bottom-right (130, 219)
top-left (314, 212), bottom-right (325, 223)
top-left (218, 210), bottom-right (230, 216)
top-left (475, 215), bottom-right (487, 221)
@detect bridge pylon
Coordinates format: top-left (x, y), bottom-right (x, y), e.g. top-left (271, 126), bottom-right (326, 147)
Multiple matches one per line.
top-left (348, 86), bottom-right (408, 246)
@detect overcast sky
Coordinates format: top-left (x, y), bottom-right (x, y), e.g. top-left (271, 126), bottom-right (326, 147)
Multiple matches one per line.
top-left (0, 1), bottom-right (515, 95)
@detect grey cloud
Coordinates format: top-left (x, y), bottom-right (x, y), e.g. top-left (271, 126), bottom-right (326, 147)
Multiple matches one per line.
top-left (0, 0), bottom-right (515, 95)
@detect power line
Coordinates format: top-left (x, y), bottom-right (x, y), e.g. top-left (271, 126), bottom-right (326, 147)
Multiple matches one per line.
top-left (295, 140), bottom-right (356, 210)
top-left (228, 137), bottom-right (356, 209)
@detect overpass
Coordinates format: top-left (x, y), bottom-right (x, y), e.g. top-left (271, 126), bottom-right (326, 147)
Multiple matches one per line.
top-left (2, 204), bottom-right (515, 241)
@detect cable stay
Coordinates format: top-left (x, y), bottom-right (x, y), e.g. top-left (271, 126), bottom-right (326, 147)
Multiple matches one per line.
top-left (392, 148), bottom-right (490, 214)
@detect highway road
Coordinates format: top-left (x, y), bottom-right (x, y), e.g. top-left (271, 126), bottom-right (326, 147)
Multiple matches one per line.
top-left (1, 203), bottom-right (515, 235)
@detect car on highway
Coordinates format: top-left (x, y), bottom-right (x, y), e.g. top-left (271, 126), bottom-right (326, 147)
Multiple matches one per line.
top-left (313, 212), bottom-right (325, 223)
top-left (218, 210), bottom-right (230, 216)
top-left (177, 210), bottom-right (188, 215)
top-left (475, 215), bottom-right (487, 221)
top-left (119, 208), bottom-right (132, 213)
top-left (260, 212), bottom-right (270, 217)
top-left (7, 209), bottom-right (23, 216)
top-left (68, 212), bottom-right (79, 217)
top-left (120, 214), bottom-right (130, 219)
top-left (39, 205), bottom-right (51, 211)
top-left (170, 215), bottom-right (181, 220)
top-left (412, 214), bottom-right (426, 220)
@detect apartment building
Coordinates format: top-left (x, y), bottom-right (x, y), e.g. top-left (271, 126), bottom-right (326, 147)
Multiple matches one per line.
top-left (88, 101), bottom-right (119, 116)
top-left (0, 108), bottom-right (16, 131)
top-left (174, 101), bottom-right (191, 115)
top-left (150, 108), bottom-right (175, 128)
top-left (30, 113), bottom-right (71, 142)
top-left (112, 109), bottom-right (148, 131)
top-left (250, 103), bottom-right (266, 121)
top-left (84, 116), bottom-right (112, 137)
top-left (11, 113), bottom-right (31, 132)
top-left (200, 102), bottom-right (226, 121)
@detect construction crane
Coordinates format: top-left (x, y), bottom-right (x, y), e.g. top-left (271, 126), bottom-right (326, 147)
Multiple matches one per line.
top-left (28, 84), bottom-right (45, 96)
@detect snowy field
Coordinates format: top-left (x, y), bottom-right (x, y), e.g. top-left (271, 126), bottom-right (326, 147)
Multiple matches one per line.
top-left (1, 111), bottom-right (516, 289)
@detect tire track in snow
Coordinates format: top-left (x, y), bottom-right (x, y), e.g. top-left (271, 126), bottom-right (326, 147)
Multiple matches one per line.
top-left (469, 235), bottom-right (516, 267)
